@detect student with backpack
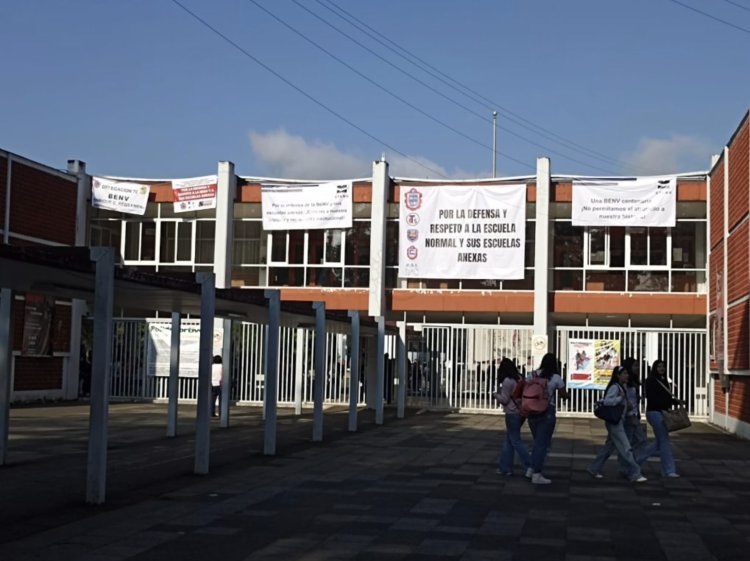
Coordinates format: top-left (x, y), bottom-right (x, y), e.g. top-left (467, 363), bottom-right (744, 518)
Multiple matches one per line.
top-left (494, 358), bottom-right (532, 477)
top-left (588, 366), bottom-right (648, 482)
top-left (524, 353), bottom-right (568, 485)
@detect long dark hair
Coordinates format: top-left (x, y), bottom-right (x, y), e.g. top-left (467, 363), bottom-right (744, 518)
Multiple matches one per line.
top-left (648, 359), bottom-right (667, 380)
top-left (621, 357), bottom-right (640, 388)
top-left (537, 353), bottom-right (558, 379)
top-left (498, 358), bottom-right (520, 384)
top-left (606, 365), bottom-right (627, 392)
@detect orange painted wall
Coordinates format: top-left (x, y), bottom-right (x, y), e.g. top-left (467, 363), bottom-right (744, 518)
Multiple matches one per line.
top-left (552, 292), bottom-right (706, 315)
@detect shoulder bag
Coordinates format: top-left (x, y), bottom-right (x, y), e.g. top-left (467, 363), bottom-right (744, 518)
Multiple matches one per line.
top-left (655, 378), bottom-right (691, 432)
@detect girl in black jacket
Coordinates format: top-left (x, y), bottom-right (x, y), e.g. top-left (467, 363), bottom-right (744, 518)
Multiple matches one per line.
top-left (643, 359), bottom-right (682, 477)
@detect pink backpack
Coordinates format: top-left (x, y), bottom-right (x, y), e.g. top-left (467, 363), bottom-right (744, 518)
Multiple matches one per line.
top-left (520, 373), bottom-right (549, 417)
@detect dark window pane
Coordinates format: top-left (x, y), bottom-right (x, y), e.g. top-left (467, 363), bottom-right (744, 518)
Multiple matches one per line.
top-left (196, 221), bottom-right (215, 263)
top-left (650, 228), bottom-right (668, 266)
top-left (630, 227), bottom-right (647, 266)
top-left (385, 221), bottom-right (399, 266)
top-left (554, 270), bottom-right (583, 291)
top-left (345, 222), bottom-right (371, 266)
top-left (308, 230), bottom-right (324, 264)
top-left (289, 230), bottom-right (305, 264)
top-left (344, 268), bottom-right (370, 287)
top-left (610, 227), bottom-right (625, 267)
top-left (124, 222), bottom-right (140, 261)
top-left (628, 271), bottom-right (668, 292)
top-left (554, 222), bottom-right (583, 267)
top-left (160, 222), bottom-right (176, 263)
top-left (176, 222), bottom-right (193, 261)
top-left (586, 271), bottom-right (625, 291)
top-left (270, 232), bottom-right (286, 262)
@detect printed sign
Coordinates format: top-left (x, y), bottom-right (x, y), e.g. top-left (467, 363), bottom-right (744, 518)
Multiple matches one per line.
top-left (172, 175), bottom-right (218, 213)
top-left (567, 339), bottom-right (621, 390)
top-left (572, 177), bottom-right (676, 227)
top-left (261, 181), bottom-right (353, 230)
top-left (92, 177), bottom-right (150, 215)
top-left (397, 184), bottom-right (526, 279)
top-left (21, 294), bottom-right (54, 356)
top-left (146, 321), bottom-right (223, 378)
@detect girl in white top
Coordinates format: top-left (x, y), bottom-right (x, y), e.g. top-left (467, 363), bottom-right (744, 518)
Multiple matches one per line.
top-left (211, 355), bottom-right (223, 417)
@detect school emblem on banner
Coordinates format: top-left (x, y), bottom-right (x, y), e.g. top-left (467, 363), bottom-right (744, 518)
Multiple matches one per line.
top-left (407, 246), bottom-right (418, 259)
top-left (404, 188), bottom-right (423, 211)
top-left (405, 213), bottom-right (420, 226)
top-left (407, 229), bottom-right (419, 242)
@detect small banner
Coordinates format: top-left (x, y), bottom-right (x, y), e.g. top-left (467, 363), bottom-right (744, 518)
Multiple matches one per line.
top-left (261, 182), bottom-right (353, 230)
top-left (567, 339), bottom-right (621, 390)
top-left (172, 175), bottom-right (218, 213)
top-left (146, 321), bottom-right (223, 378)
top-left (398, 184), bottom-right (526, 279)
top-left (22, 294), bottom-right (54, 356)
top-left (572, 177), bottom-right (676, 227)
top-left (91, 177), bottom-right (150, 215)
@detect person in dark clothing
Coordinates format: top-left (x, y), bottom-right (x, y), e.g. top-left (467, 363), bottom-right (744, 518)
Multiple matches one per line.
top-left (643, 359), bottom-right (682, 477)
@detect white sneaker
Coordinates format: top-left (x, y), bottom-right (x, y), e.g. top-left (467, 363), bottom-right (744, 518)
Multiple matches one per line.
top-left (531, 473), bottom-right (551, 485)
top-left (525, 467), bottom-right (533, 478)
top-left (666, 473), bottom-right (681, 478)
top-left (633, 476), bottom-right (648, 483)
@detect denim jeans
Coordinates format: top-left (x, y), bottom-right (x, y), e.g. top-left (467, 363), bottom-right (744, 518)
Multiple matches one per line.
top-left (527, 407), bottom-right (556, 474)
top-left (498, 413), bottom-right (531, 473)
top-left (589, 419), bottom-right (642, 479)
top-left (619, 417), bottom-right (647, 471)
top-left (646, 410), bottom-right (677, 475)
top-left (211, 385), bottom-right (221, 416)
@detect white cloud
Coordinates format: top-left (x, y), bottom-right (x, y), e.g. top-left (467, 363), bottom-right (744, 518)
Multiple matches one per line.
top-left (624, 134), bottom-right (714, 175)
top-left (249, 129), bottom-right (476, 180)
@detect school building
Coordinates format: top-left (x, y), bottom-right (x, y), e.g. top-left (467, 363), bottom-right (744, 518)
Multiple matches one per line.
top-left (1, 109), bottom-right (749, 439)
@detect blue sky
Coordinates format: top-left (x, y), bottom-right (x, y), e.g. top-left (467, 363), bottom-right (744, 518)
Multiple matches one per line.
top-left (1, 0), bottom-right (748, 180)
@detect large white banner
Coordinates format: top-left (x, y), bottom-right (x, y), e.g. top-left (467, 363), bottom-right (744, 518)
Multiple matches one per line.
top-left (92, 177), bottom-right (150, 215)
top-left (172, 175), bottom-right (217, 213)
top-left (398, 184), bottom-right (526, 279)
top-left (146, 320), bottom-right (223, 378)
top-left (261, 181), bottom-right (353, 230)
top-left (572, 177), bottom-right (676, 227)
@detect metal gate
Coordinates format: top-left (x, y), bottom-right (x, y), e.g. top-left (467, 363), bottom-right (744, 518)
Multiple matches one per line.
top-left (407, 324), bottom-right (534, 412)
top-left (554, 327), bottom-right (708, 418)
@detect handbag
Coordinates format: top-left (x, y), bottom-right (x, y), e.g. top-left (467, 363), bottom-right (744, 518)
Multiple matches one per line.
top-left (593, 401), bottom-right (625, 424)
top-left (662, 406), bottom-right (691, 432)
top-left (655, 378), bottom-right (691, 432)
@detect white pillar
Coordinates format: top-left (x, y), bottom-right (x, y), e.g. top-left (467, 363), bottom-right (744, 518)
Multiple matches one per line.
top-left (312, 302), bottom-right (326, 442)
top-left (166, 311), bottom-right (181, 438)
top-left (375, 316), bottom-right (385, 425)
top-left (214, 161), bottom-right (236, 428)
top-left (194, 272), bottom-right (215, 475)
top-left (65, 160), bottom-right (91, 400)
top-left (294, 327), bottom-right (305, 415)
top-left (396, 319), bottom-right (407, 419)
top-left (86, 247), bottom-right (115, 505)
top-left (347, 310), bottom-right (360, 432)
top-left (0, 288), bottom-right (14, 465)
top-left (263, 290), bottom-right (280, 455)
top-left (368, 160), bottom-right (389, 317)
top-left (533, 157), bottom-right (551, 365)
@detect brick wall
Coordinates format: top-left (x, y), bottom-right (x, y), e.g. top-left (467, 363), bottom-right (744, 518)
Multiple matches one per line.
top-left (727, 301), bottom-right (749, 370)
top-left (8, 160), bottom-right (76, 245)
top-left (726, 221), bottom-right (749, 303)
top-left (709, 157), bottom-right (725, 249)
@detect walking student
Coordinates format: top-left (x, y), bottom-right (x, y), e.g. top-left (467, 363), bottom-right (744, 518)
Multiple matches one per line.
top-left (495, 358), bottom-right (532, 478)
top-left (588, 366), bottom-right (647, 482)
top-left (211, 354), bottom-right (223, 417)
top-left (643, 359), bottom-right (681, 478)
top-left (526, 353), bottom-right (568, 485)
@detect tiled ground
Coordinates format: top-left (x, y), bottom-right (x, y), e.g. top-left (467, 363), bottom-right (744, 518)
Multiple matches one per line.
top-left (1, 404), bottom-right (749, 560)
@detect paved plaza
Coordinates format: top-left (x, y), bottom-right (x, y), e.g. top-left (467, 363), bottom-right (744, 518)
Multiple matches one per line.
top-left (1, 403), bottom-right (749, 561)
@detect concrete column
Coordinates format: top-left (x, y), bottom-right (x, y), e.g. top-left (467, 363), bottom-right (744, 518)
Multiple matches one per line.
top-left (0, 288), bottom-right (14, 465)
top-left (166, 311), bottom-right (181, 437)
top-left (219, 318), bottom-right (231, 428)
top-left (194, 272), bottom-right (215, 475)
top-left (375, 316), bottom-right (385, 425)
top-left (294, 327), bottom-right (305, 415)
top-left (65, 160), bottom-right (91, 400)
top-left (86, 247), bottom-right (115, 505)
top-left (312, 302), bottom-right (326, 442)
top-left (365, 336), bottom-right (377, 409)
top-left (396, 319), bottom-right (407, 419)
top-left (532, 157), bottom-right (551, 365)
top-left (263, 290), bottom-right (280, 455)
top-left (347, 310), bottom-right (360, 432)
top-left (368, 160), bottom-right (389, 317)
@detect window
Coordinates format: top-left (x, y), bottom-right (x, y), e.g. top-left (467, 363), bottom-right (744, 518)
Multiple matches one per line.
top-left (123, 221), bottom-right (157, 262)
top-left (585, 227), bottom-right (624, 268)
top-left (628, 227), bottom-right (668, 268)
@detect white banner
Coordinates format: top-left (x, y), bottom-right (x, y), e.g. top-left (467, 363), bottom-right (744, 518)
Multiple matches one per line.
top-left (172, 175), bottom-right (218, 213)
top-left (572, 177), bottom-right (676, 227)
top-left (398, 184), bottom-right (526, 279)
top-left (91, 177), bottom-right (150, 215)
top-left (261, 181), bottom-right (353, 230)
top-left (146, 321), bottom-right (223, 378)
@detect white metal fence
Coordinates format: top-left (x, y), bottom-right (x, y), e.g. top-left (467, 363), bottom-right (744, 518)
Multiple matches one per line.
top-left (108, 319), bottom-right (708, 419)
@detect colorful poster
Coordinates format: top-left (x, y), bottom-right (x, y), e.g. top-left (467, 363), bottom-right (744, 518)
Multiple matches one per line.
top-left (397, 184), bottom-right (526, 279)
top-left (261, 181), bottom-right (353, 230)
top-left (146, 321), bottom-right (223, 378)
top-left (22, 294), bottom-right (54, 356)
top-left (172, 175), bottom-right (218, 213)
top-left (567, 338), bottom-right (620, 389)
top-left (572, 177), bottom-right (676, 227)
top-left (91, 177), bottom-right (150, 215)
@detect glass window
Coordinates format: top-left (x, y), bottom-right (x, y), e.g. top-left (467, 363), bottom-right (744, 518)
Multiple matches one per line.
top-left (176, 222), bottom-right (193, 261)
top-left (308, 230), bottom-right (324, 264)
top-left (233, 221), bottom-right (261, 265)
top-left (588, 227), bottom-right (606, 266)
top-left (160, 222), bottom-right (176, 263)
top-left (195, 221), bottom-right (215, 264)
top-left (553, 222), bottom-right (583, 267)
top-left (288, 230), bottom-right (305, 265)
top-left (345, 222), bottom-right (371, 266)
top-left (124, 222), bottom-right (140, 261)
top-left (270, 232), bottom-right (286, 262)
top-left (325, 230), bottom-right (343, 263)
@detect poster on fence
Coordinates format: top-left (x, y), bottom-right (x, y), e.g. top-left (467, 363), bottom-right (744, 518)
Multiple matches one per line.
top-left (146, 321), bottom-right (223, 378)
top-left (567, 339), bottom-right (620, 389)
